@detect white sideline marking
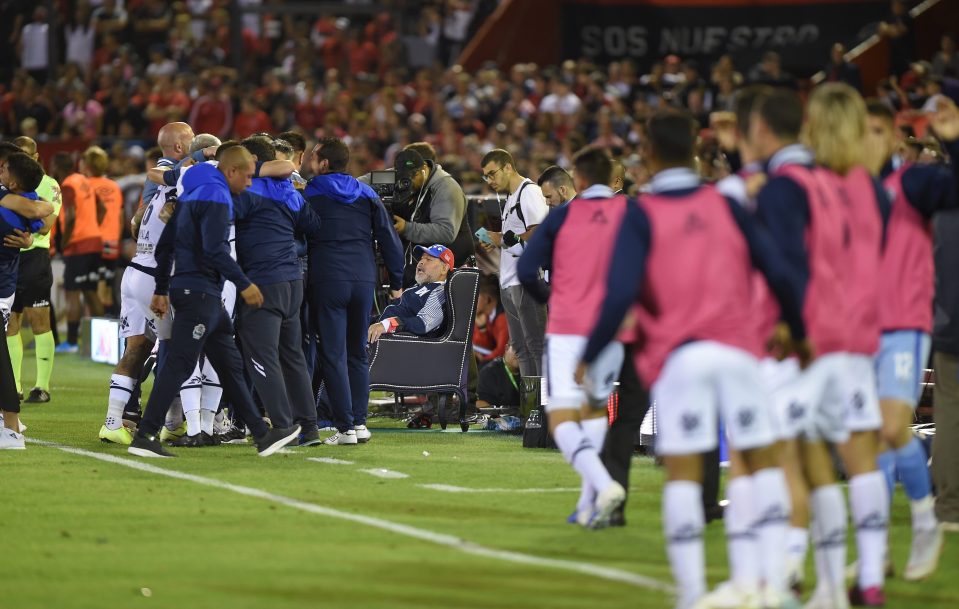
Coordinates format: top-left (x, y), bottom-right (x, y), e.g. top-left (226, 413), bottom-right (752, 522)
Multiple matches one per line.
top-left (420, 484), bottom-right (579, 494)
top-left (359, 468), bottom-right (409, 479)
top-left (28, 439), bottom-right (673, 594)
top-left (306, 457), bottom-right (355, 465)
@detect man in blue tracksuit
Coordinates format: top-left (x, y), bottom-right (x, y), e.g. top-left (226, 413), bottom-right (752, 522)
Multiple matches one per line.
top-left (233, 137), bottom-right (323, 445)
top-left (128, 145), bottom-right (300, 458)
top-left (304, 137), bottom-right (404, 446)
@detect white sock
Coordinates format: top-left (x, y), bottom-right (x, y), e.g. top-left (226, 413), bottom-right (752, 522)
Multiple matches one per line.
top-left (663, 480), bottom-right (706, 608)
top-left (810, 484), bottom-right (847, 599)
top-left (180, 367), bottom-right (203, 436)
top-left (164, 398), bottom-right (183, 431)
top-left (200, 359), bottom-right (224, 413)
top-left (580, 416), bottom-right (609, 454)
top-left (553, 420), bottom-right (613, 494)
top-left (787, 526), bottom-right (810, 577)
top-left (849, 471), bottom-right (889, 589)
top-left (200, 409), bottom-right (216, 435)
top-left (724, 476), bottom-right (759, 592)
top-left (106, 374), bottom-right (136, 429)
top-left (911, 495), bottom-right (938, 532)
top-left (752, 467), bottom-right (792, 595)
top-left (578, 416), bottom-right (609, 511)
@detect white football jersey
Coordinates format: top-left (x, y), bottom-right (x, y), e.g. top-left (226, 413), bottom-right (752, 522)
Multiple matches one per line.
top-left (131, 184), bottom-right (177, 269)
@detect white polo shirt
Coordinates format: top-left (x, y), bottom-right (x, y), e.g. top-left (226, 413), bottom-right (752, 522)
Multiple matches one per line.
top-left (499, 179), bottom-right (548, 289)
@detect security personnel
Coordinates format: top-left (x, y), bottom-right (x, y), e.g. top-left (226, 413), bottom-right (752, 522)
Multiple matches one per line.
top-left (232, 136), bottom-right (322, 446)
top-left (304, 137), bottom-right (404, 446)
top-left (128, 145), bottom-right (300, 458)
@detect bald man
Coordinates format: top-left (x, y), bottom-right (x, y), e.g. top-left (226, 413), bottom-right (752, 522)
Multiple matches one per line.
top-left (142, 122), bottom-right (206, 207)
top-left (128, 146), bottom-right (300, 458)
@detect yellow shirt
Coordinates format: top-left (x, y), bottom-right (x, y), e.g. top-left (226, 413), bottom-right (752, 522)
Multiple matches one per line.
top-left (24, 174), bottom-right (61, 252)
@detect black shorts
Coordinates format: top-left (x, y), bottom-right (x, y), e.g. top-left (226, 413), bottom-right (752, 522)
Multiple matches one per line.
top-left (13, 249), bottom-right (53, 312)
top-left (100, 257), bottom-right (118, 281)
top-left (64, 253), bottom-right (102, 291)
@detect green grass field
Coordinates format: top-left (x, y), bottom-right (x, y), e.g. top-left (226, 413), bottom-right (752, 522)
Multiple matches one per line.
top-left (4, 351), bottom-right (959, 609)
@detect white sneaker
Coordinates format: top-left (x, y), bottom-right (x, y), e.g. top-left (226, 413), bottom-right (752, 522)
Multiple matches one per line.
top-left (761, 588), bottom-right (802, 609)
top-left (904, 524), bottom-right (945, 581)
top-left (587, 481), bottom-right (626, 529)
top-left (0, 428), bottom-right (26, 450)
top-left (803, 588), bottom-right (849, 609)
top-left (354, 425), bottom-right (371, 443)
top-left (0, 414), bottom-right (27, 433)
top-left (323, 430), bottom-right (357, 445)
top-left (698, 581), bottom-right (761, 609)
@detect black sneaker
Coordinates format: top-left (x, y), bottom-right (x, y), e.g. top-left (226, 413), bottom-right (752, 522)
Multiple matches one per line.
top-left (218, 426), bottom-right (248, 444)
top-left (609, 507), bottom-right (626, 528)
top-left (298, 428), bottom-right (322, 446)
top-left (24, 388), bottom-right (50, 403)
top-left (203, 431), bottom-right (221, 446)
top-left (255, 425), bottom-right (301, 457)
top-left (171, 433), bottom-right (215, 448)
top-left (128, 433), bottom-right (175, 458)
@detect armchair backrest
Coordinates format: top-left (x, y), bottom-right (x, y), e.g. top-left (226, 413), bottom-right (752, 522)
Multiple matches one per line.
top-left (441, 267), bottom-right (480, 342)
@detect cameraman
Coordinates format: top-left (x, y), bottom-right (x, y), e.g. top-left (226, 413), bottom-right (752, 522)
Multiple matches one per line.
top-left (388, 144), bottom-right (474, 287)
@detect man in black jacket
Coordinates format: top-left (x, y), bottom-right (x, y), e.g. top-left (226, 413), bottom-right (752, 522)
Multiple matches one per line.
top-left (389, 145), bottom-right (474, 287)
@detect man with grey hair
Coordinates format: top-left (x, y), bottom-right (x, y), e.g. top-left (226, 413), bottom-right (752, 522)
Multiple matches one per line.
top-left (190, 133), bottom-right (221, 155)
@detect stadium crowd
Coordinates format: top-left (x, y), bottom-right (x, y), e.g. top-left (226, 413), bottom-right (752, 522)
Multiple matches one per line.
top-left (3, 2), bottom-right (959, 609)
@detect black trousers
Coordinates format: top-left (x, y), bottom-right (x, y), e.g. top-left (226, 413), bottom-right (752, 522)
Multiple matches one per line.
top-left (139, 288), bottom-right (269, 438)
top-left (0, 315), bottom-right (19, 413)
top-left (601, 344), bottom-right (649, 505)
top-left (236, 280), bottom-right (317, 432)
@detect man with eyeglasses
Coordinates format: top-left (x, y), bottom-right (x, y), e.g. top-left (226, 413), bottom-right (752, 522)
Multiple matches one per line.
top-left (479, 149), bottom-right (549, 376)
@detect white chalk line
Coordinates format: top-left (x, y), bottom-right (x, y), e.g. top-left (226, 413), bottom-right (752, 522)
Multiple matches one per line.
top-left (27, 439), bottom-right (673, 594)
top-left (306, 457), bottom-right (355, 465)
top-left (358, 468), bottom-right (409, 479)
top-left (419, 484), bottom-right (580, 494)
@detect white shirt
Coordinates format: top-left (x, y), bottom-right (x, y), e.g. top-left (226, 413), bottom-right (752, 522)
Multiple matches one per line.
top-left (65, 23), bottom-right (95, 68)
top-left (21, 23), bottom-right (49, 70)
top-left (539, 92), bottom-right (582, 116)
top-left (499, 179), bottom-right (548, 289)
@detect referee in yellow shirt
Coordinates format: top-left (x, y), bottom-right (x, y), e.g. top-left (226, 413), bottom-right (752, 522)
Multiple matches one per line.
top-left (5, 136), bottom-right (60, 403)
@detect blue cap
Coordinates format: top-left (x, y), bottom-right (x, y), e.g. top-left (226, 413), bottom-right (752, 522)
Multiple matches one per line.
top-left (413, 244), bottom-right (455, 270)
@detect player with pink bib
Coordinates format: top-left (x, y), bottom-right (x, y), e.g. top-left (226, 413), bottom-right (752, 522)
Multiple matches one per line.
top-left (864, 100), bottom-right (959, 582)
top-left (583, 110), bottom-right (806, 609)
top-left (517, 147), bottom-right (627, 529)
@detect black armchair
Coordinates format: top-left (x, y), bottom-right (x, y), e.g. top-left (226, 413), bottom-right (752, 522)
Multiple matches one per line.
top-left (368, 267), bottom-right (480, 431)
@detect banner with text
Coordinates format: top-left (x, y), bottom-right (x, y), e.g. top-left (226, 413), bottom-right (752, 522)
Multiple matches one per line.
top-left (561, 1), bottom-right (888, 74)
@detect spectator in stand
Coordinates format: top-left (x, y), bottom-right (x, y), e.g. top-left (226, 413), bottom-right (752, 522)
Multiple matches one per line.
top-left (64, 3), bottom-right (96, 78)
top-left (880, 0), bottom-right (916, 76)
top-left (234, 96), bottom-right (274, 139)
top-left (19, 7), bottom-right (50, 83)
top-left (130, 0), bottom-right (173, 58)
top-left (748, 51), bottom-right (794, 87)
top-left (933, 33), bottom-right (959, 79)
top-left (473, 276), bottom-right (510, 368)
top-left (824, 43), bottom-right (863, 92)
top-left (539, 78), bottom-right (582, 117)
top-left (189, 79), bottom-right (234, 140)
top-left (144, 76), bottom-right (192, 138)
top-left (61, 85), bottom-right (104, 139)
top-left (92, 0), bottom-right (129, 45)
top-left (102, 88), bottom-right (146, 138)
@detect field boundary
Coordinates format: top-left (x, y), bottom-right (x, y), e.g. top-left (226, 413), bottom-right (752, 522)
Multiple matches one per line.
top-left (28, 438), bottom-right (675, 594)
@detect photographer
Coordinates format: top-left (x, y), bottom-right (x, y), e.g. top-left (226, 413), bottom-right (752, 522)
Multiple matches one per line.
top-left (387, 145), bottom-right (474, 287)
